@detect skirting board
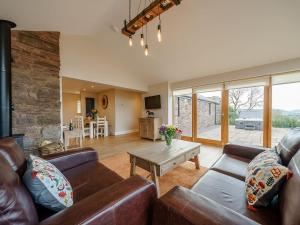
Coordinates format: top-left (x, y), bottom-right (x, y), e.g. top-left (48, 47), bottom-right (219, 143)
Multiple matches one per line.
top-left (113, 129), bottom-right (139, 136)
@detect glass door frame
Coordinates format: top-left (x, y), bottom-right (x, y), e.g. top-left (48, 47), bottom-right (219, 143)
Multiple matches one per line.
top-left (173, 82), bottom-right (273, 148)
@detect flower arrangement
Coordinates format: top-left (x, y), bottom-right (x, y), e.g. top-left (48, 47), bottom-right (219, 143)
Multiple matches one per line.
top-left (91, 108), bottom-right (98, 119)
top-left (159, 125), bottom-right (182, 146)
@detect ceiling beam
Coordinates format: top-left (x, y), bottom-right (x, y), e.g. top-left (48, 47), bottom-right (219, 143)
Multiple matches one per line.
top-left (122, 0), bottom-right (182, 37)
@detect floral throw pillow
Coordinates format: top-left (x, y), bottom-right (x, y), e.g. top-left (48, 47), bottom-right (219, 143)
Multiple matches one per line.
top-left (245, 150), bottom-right (292, 209)
top-left (23, 155), bottom-right (73, 212)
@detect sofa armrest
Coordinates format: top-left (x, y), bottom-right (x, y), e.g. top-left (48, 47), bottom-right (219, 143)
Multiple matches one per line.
top-left (42, 148), bottom-right (98, 172)
top-left (153, 186), bottom-right (259, 225)
top-left (223, 143), bottom-right (270, 160)
top-left (39, 176), bottom-right (156, 225)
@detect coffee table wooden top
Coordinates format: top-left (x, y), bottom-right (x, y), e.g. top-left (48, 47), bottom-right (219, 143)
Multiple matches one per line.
top-left (127, 139), bottom-right (201, 165)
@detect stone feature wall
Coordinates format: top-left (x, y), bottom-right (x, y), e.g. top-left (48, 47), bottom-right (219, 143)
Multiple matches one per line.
top-left (11, 31), bottom-right (61, 152)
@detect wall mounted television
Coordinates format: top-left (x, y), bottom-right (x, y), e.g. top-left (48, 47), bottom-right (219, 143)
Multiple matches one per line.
top-left (145, 95), bottom-right (161, 109)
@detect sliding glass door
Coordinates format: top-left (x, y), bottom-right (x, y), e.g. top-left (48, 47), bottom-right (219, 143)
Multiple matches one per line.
top-left (228, 86), bottom-right (264, 146)
top-left (173, 89), bottom-right (193, 138)
top-left (272, 81), bottom-right (300, 146)
top-left (172, 71), bottom-right (300, 148)
top-left (196, 91), bottom-right (222, 142)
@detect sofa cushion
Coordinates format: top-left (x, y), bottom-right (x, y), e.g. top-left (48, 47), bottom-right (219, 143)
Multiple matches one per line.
top-left (279, 150), bottom-right (300, 225)
top-left (211, 154), bottom-right (250, 181)
top-left (276, 128), bottom-right (300, 166)
top-left (63, 161), bottom-right (124, 202)
top-left (0, 155), bottom-right (39, 225)
top-left (192, 170), bottom-right (281, 225)
top-left (246, 150), bottom-right (291, 208)
top-left (23, 155), bottom-right (73, 212)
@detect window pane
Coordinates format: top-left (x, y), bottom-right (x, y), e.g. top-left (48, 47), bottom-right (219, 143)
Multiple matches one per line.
top-left (272, 82), bottom-right (300, 146)
top-left (197, 91), bottom-right (221, 140)
top-left (228, 86), bottom-right (264, 146)
top-left (173, 92), bottom-right (192, 137)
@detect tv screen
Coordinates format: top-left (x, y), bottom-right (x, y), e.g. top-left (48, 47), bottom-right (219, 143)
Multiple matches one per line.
top-left (145, 95), bottom-right (161, 109)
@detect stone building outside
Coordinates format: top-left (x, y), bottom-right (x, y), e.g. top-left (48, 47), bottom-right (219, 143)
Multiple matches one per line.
top-left (173, 95), bottom-right (221, 136)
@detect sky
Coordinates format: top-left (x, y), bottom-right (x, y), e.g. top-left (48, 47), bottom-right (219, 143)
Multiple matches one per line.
top-left (272, 82), bottom-right (300, 111)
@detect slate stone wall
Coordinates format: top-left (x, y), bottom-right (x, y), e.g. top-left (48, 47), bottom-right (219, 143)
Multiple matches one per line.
top-left (11, 31), bottom-right (61, 153)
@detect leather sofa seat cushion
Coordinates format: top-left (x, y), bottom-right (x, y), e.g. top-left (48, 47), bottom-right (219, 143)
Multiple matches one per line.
top-left (276, 128), bottom-right (300, 166)
top-left (192, 170), bottom-right (281, 225)
top-left (63, 161), bottom-right (124, 202)
top-left (211, 154), bottom-right (251, 181)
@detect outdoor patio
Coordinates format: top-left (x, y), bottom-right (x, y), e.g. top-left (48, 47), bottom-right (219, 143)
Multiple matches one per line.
top-left (198, 125), bottom-right (289, 147)
top-left (180, 124), bottom-right (289, 147)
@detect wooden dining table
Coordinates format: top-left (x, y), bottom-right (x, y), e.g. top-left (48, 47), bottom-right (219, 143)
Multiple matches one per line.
top-left (88, 120), bottom-right (109, 139)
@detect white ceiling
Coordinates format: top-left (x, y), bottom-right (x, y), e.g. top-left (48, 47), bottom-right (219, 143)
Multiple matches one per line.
top-left (2, 0), bottom-right (300, 87)
top-left (62, 77), bottom-right (114, 94)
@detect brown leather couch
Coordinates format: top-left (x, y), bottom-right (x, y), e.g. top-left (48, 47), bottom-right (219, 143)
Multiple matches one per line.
top-left (153, 129), bottom-right (300, 225)
top-left (0, 137), bottom-right (157, 225)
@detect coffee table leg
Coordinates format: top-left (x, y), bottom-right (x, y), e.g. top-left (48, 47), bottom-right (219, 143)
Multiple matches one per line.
top-left (150, 164), bottom-right (160, 197)
top-left (194, 155), bottom-right (200, 169)
top-left (130, 156), bottom-right (136, 176)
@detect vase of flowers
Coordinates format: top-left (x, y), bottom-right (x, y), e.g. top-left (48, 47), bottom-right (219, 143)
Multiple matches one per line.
top-left (159, 125), bottom-right (182, 146)
top-left (91, 108), bottom-right (98, 120)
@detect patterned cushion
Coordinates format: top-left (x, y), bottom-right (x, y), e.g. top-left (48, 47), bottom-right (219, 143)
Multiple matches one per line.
top-left (23, 155), bottom-right (73, 211)
top-left (246, 150), bottom-right (292, 208)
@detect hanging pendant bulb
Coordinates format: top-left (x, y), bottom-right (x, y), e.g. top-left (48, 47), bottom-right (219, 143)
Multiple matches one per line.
top-left (157, 24), bottom-right (162, 42)
top-left (129, 35), bottom-right (133, 47)
top-left (144, 44), bottom-right (149, 56)
top-left (140, 33), bottom-right (144, 46)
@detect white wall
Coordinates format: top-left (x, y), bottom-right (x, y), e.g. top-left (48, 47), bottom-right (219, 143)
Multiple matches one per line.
top-left (171, 58), bottom-right (300, 90)
top-left (62, 93), bottom-right (80, 124)
top-left (114, 90), bottom-right (141, 135)
top-left (142, 82), bottom-right (172, 125)
top-left (97, 89), bottom-right (116, 135)
top-left (60, 34), bottom-right (148, 92)
top-left (97, 89), bottom-right (141, 135)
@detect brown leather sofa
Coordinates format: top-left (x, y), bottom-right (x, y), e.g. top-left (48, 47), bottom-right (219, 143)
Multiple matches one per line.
top-left (153, 129), bottom-right (300, 225)
top-left (0, 137), bottom-right (156, 225)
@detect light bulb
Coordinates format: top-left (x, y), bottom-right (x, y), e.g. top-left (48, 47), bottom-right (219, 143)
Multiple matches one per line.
top-left (140, 34), bottom-right (144, 46)
top-left (129, 35), bottom-right (133, 47)
top-left (157, 24), bottom-right (162, 42)
top-left (145, 45), bottom-right (149, 56)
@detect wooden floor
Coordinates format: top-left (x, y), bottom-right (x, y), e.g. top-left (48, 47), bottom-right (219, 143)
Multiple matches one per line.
top-left (77, 133), bottom-right (223, 195)
top-left (81, 132), bottom-right (222, 168)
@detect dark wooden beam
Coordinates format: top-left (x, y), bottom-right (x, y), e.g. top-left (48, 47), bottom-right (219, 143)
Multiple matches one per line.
top-left (122, 0), bottom-right (182, 37)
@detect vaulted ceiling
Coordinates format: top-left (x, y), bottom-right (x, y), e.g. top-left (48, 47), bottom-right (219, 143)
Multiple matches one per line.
top-left (2, 0), bottom-right (300, 90)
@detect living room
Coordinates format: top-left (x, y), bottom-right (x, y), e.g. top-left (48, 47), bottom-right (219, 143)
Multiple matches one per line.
top-left (1, 1), bottom-right (300, 225)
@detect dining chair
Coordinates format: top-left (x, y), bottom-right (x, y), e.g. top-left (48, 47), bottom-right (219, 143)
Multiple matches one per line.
top-left (74, 116), bottom-right (89, 138)
top-left (95, 116), bottom-right (106, 138)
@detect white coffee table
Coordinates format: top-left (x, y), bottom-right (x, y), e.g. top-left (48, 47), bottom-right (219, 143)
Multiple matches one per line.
top-left (127, 139), bottom-right (201, 196)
